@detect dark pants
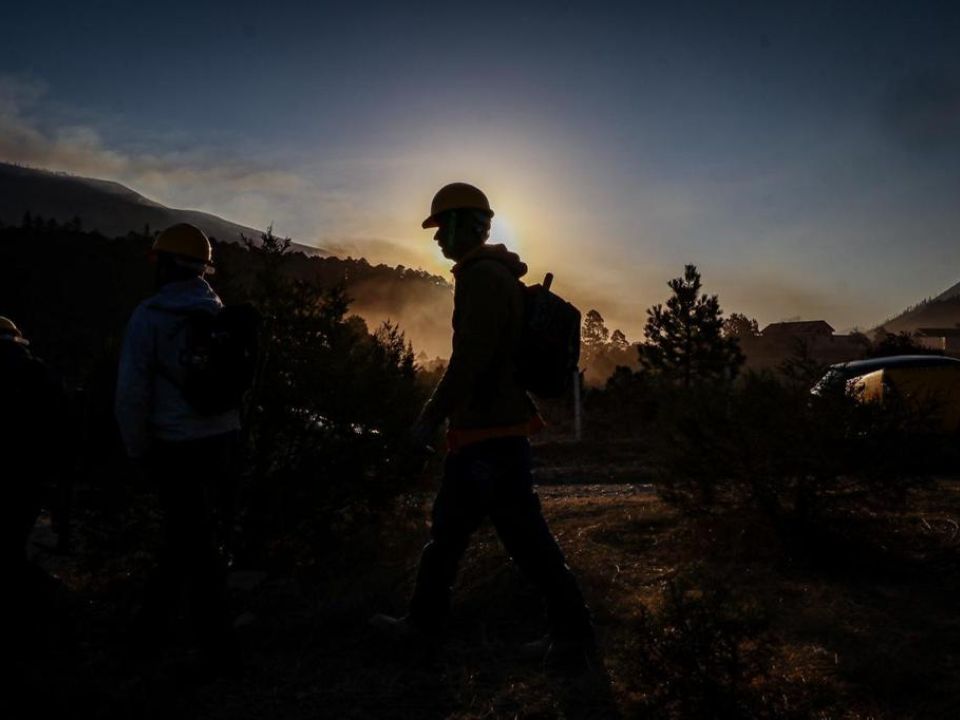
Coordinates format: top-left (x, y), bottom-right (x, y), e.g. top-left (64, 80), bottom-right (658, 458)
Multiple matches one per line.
top-left (409, 436), bottom-right (591, 642)
top-left (134, 431), bottom-right (237, 654)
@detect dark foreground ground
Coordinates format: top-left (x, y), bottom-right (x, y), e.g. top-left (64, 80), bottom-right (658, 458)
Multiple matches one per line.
top-left (15, 447), bottom-right (960, 720)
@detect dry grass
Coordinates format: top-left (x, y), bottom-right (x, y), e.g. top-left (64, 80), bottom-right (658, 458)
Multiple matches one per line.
top-left (18, 465), bottom-right (960, 719)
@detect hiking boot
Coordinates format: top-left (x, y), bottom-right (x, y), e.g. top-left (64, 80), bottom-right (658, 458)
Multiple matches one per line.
top-left (368, 613), bottom-right (440, 657)
top-left (369, 613), bottom-right (423, 640)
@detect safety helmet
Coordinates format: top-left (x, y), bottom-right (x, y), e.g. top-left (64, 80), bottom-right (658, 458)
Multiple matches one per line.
top-left (151, 223), bottom-right (214, 270)
top-left (422, 183), bottom-right (494, 229)
top-left (0, 316), bottom-right (28, 344)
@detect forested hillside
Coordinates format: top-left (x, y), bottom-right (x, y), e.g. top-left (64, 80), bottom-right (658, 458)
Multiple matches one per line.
top-left (0, 218), bottom-right (454, 375)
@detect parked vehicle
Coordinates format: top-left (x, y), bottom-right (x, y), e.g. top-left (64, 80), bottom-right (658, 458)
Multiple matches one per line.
top-left (812, 355), bottom-right (960, 433)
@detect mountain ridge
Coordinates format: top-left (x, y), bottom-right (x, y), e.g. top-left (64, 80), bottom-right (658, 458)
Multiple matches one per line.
top-left (934, 279), bottom-right (960, 303)
top-left (0, 162), bottom-right (327, 255)
top-left (873, 275), bottom-right (960, 335)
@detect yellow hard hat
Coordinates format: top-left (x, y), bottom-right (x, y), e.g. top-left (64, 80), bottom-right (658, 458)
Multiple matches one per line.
top-left (152, 223), bottom-right (213, 267)
top-left (422, 183), bottom-right (494, 228)
top-left (0, 315), bottom-right (27, 344)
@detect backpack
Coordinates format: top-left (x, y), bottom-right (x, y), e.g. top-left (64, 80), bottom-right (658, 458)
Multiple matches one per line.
top-left (517, 273), bottom-right (582, 398)
top-left (175, 304), bottom-right (261, 416)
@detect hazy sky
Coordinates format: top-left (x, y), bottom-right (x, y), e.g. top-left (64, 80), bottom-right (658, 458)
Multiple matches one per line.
top-left (2, 0), bottom-right (960, 337)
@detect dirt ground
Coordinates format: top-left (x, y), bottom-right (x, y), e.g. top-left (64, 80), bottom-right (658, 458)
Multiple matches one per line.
top-left (16, 456), bottom-right (960, 719)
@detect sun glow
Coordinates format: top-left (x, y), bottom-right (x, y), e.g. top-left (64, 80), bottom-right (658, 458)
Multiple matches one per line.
top-left (490, 212), bottom-right (520, 255)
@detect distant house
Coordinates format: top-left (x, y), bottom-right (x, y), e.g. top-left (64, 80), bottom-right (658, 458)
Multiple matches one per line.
top-left (740, 320), bottom-right (864, 371)
top-left (915, 327), bottom-right (960, 352)
top-left (761, 320), bottom-right (835, 338)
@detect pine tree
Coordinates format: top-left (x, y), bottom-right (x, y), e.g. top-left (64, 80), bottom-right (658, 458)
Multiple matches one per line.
top-left (582, 309), bottom-right (610, 350)
top-left (639, 264), bottom-right (744, 386)
top-left (722, 312), bottom-right (760, 338)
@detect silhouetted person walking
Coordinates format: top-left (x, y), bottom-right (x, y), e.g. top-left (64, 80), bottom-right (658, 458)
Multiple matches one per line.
top-left (372, 183), bottom-right (592, 674)
top-left (0, 316), bottom-right (67, 575)
top-left (116, 223), bottom-right (243, 670)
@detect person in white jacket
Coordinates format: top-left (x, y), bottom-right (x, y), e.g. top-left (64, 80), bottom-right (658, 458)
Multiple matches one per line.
top-left (115, 223), bottom-right (239, 668)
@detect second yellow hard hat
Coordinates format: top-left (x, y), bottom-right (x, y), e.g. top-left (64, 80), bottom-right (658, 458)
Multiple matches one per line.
top-left (152, 223), bottom-right (213, 266)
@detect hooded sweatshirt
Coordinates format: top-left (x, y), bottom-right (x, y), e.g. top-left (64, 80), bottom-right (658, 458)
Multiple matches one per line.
top-left (420, 243), bottom-right (541, 446)
top-left (115, 277), bottom-right (240, 458)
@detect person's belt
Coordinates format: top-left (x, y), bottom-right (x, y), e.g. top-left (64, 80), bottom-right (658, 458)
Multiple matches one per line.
top-left (446, 415), bottom-right (545, 453)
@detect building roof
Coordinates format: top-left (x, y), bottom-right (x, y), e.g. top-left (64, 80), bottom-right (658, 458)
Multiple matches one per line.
top-left (761, 320), bottom-right (835, 336)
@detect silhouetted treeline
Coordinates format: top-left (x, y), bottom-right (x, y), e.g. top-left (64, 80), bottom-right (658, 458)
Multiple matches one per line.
top-left (579, 309), bottom-right (638, 386)
top-left (0, 217), bottom-right (451, 383)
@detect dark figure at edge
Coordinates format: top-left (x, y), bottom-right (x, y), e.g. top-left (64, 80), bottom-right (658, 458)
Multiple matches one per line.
top-left (2, 315), bottom-right (71, 675)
